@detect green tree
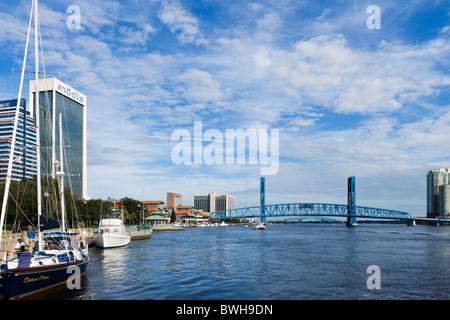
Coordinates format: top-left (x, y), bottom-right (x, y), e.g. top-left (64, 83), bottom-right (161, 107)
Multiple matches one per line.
top-left (0, 177), bottom-right (87, 229)
top-left (121, 197), bottom-right (141, 224)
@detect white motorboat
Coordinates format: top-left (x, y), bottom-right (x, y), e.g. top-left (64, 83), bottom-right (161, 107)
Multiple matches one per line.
top-left (94, 210), bottom-right (131, 249)
top-left (254, 222), bottom-right (266, 230)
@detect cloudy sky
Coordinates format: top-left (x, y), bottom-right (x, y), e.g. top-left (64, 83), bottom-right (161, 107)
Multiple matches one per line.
top-left (0, 0), bottom-right (449, 216)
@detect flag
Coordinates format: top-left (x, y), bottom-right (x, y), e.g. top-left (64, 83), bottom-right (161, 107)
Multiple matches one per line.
top-left (14, 155), bottom-right (21, 163)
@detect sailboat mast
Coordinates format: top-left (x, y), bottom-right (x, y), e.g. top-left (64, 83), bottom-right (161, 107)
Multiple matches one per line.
top-left (34, 0), bottom-right (43, 251)
top-left (59, 113), bottom-right (66, 232)
top-left (0, 0), bottom-right (35, 255)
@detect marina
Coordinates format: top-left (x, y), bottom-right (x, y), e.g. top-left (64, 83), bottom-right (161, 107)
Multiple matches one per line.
top-left (0, 0), bottom-right (89, 300)
top-left (18, 223), bottom-right (450, 300)
top-left (0, 0), bottom-right (449, 302)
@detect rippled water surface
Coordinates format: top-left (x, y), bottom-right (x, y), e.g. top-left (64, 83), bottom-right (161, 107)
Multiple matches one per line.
top-left (35, 224), bottom-right (450, 300)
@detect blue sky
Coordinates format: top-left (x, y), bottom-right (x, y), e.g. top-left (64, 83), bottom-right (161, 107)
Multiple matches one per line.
top-left (0, 0), bottom-right (449, 216)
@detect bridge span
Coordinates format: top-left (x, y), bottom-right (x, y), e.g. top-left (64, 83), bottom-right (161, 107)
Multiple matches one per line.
top-left (209, 177), bottom-right (450, 226)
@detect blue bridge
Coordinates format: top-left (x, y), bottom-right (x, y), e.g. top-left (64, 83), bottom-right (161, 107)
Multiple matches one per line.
top-left (210, 177), bottom-right (450, 226)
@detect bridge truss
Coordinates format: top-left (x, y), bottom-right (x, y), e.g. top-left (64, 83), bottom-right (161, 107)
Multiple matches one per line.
top-left (210, 203), bottom-right (414, 221)
top-left (209, 177), bottom-right (450, 225)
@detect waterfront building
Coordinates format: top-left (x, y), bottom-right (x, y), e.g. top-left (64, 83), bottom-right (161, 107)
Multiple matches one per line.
top-left (427, 168), bottom-right (450, 218)
top-left (0, 99), bottom-right (37, 181)
top-left (145, 214), bottom-right (170, 226)
top-left (142, 200), bottom-right (167, 215)
top-left (167, 192), bottom-right (183, 208)
top-left (164, 206), bottom-right (173, 215)
top-left (439, 184), bottom-right (450, 217)
top-left (175, 205), bottom-right (195, 217)
top-left (174, 206), bottom-right (208, 224)
top-left (193, 192), bottom-right (236, 214)
top-left (29, 78), bottom-right (88, 199)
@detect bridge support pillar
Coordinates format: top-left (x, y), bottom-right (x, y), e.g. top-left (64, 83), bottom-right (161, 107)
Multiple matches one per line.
top-left (346, 176), bottom-right (357, 227)
top-left (260, 177), bottom-right (266, 223)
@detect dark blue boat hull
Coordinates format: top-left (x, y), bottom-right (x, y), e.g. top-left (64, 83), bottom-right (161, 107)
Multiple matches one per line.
top-left (0, 257), bottom-right (88, 300)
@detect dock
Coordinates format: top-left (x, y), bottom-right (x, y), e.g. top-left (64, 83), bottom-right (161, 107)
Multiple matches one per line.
top-left (125, 225), bottom-right (153, 240)
top-left (152, 225), bottom-right (184, 231)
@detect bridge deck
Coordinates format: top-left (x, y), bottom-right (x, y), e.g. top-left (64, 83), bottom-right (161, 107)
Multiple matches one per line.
top-left (210, 203), bottom-right (414, 221)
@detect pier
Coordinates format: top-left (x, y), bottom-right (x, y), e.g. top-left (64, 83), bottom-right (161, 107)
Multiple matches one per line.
top-left (126, 225), bottom-right (153, 240)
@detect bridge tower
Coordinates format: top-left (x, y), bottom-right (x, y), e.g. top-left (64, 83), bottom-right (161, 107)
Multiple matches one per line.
top-left (260, 177), bottom-right (266, 223)
top-left (346, 176), bottom-right (357, 226)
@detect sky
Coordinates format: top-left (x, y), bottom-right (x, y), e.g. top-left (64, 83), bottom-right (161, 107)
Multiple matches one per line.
top-left (0, 0), bottom-right (449, 216)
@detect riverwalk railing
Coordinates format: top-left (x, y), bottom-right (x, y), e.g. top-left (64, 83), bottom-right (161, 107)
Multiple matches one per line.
top-left (125, 225), bottom-right (152, 231)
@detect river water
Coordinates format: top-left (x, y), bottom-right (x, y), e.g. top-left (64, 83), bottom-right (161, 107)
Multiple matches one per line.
top-left (34, 223), bottom-right (450, 300)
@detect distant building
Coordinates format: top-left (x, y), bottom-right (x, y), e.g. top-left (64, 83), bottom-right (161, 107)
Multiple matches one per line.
top-left (427, 168), bottom-right (450, 218)
top-left (167, 192), bottom-right (183, 208)
top-left (174, 206), bottom-right (209, 224)
top-left (30, 78), bottom-right (88, 199)
top-left (0, 99), bottom-right (37, 181)
top-left (193, 192), bottom-right (236, 214)
top-left (439, 184), bottom-right (450, 217)
top-left (174, 205), bottom-right (195, 216)
top-left (142, 200), bottom-right (166, 215)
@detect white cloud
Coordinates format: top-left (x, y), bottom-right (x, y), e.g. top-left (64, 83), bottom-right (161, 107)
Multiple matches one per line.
top-left (118, 24), bottom-right (157, 46)
top-left (177, 68), bottom-right (224, 103)
top-left (1, 0), bottom-right (449, 214)
top-left (234, 33), bottom-right (447, 116)
top-left (334, 77), bottom-right (408, 114)
top-left (74, 0), bottom-right (119, 35)
top-left (158, 0), bottom-right (207, 45)
top-left (0, 12), bottom-right (29, 45)
top-left (255, 11), bottom-right (282, 41)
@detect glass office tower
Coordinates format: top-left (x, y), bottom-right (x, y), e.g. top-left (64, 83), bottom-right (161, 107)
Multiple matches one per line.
top-left (30, 78), bottom-right (88, 199)
top-left (427, 168), bottom-right (449, 218)
top-left (0, 99), bottom-right (37, 181)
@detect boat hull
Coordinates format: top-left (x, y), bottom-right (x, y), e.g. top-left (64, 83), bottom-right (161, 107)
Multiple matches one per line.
top-left (94, 232), bottom-right (131, 249)
top-left (254, 223), bottom-right (266, 230)
top-left (0, 256), bottom-right (88, 300)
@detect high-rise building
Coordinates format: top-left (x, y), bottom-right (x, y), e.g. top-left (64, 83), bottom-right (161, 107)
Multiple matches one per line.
top-left (0, 99), bottom-right (37, 181)
top-left (167, 192), bottom-right (183, 208)
top-left (30, 78), bottom-right (88, 199)
top-left (439, 184), bottom-right (450, 217)
top-left (193, 192), bottom-right (236, 214)
top-left (215, 194), bottom-right (236, 212)
top-left (427, 168), bottom-right (449, 218)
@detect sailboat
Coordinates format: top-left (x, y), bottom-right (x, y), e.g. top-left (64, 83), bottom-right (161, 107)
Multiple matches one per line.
top-left (0, 0), bottom-right (88, 300)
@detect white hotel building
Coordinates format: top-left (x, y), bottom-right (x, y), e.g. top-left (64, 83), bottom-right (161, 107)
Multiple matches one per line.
top-left (193, 192), bottom-right (236, 214)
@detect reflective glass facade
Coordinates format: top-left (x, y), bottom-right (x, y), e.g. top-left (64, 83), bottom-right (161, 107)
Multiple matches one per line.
top-left (194, 195), bottom-right (210, 213)
top-left (31, 78), bottom-right (87, 199)
top-left (0, 99), bottom-right (37, 181)
top-left (215, 195), bottom-right (227, 212)
top-left (55, 92), bottom-right (84, 197)
top-left (439, 184), bottom-right (450, 217)
top-left (427, 169), bottom-right (449, 218)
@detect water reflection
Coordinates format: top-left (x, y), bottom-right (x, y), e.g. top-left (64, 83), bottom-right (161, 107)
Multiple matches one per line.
top-left (21, 224), bottom-right (450, 300)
